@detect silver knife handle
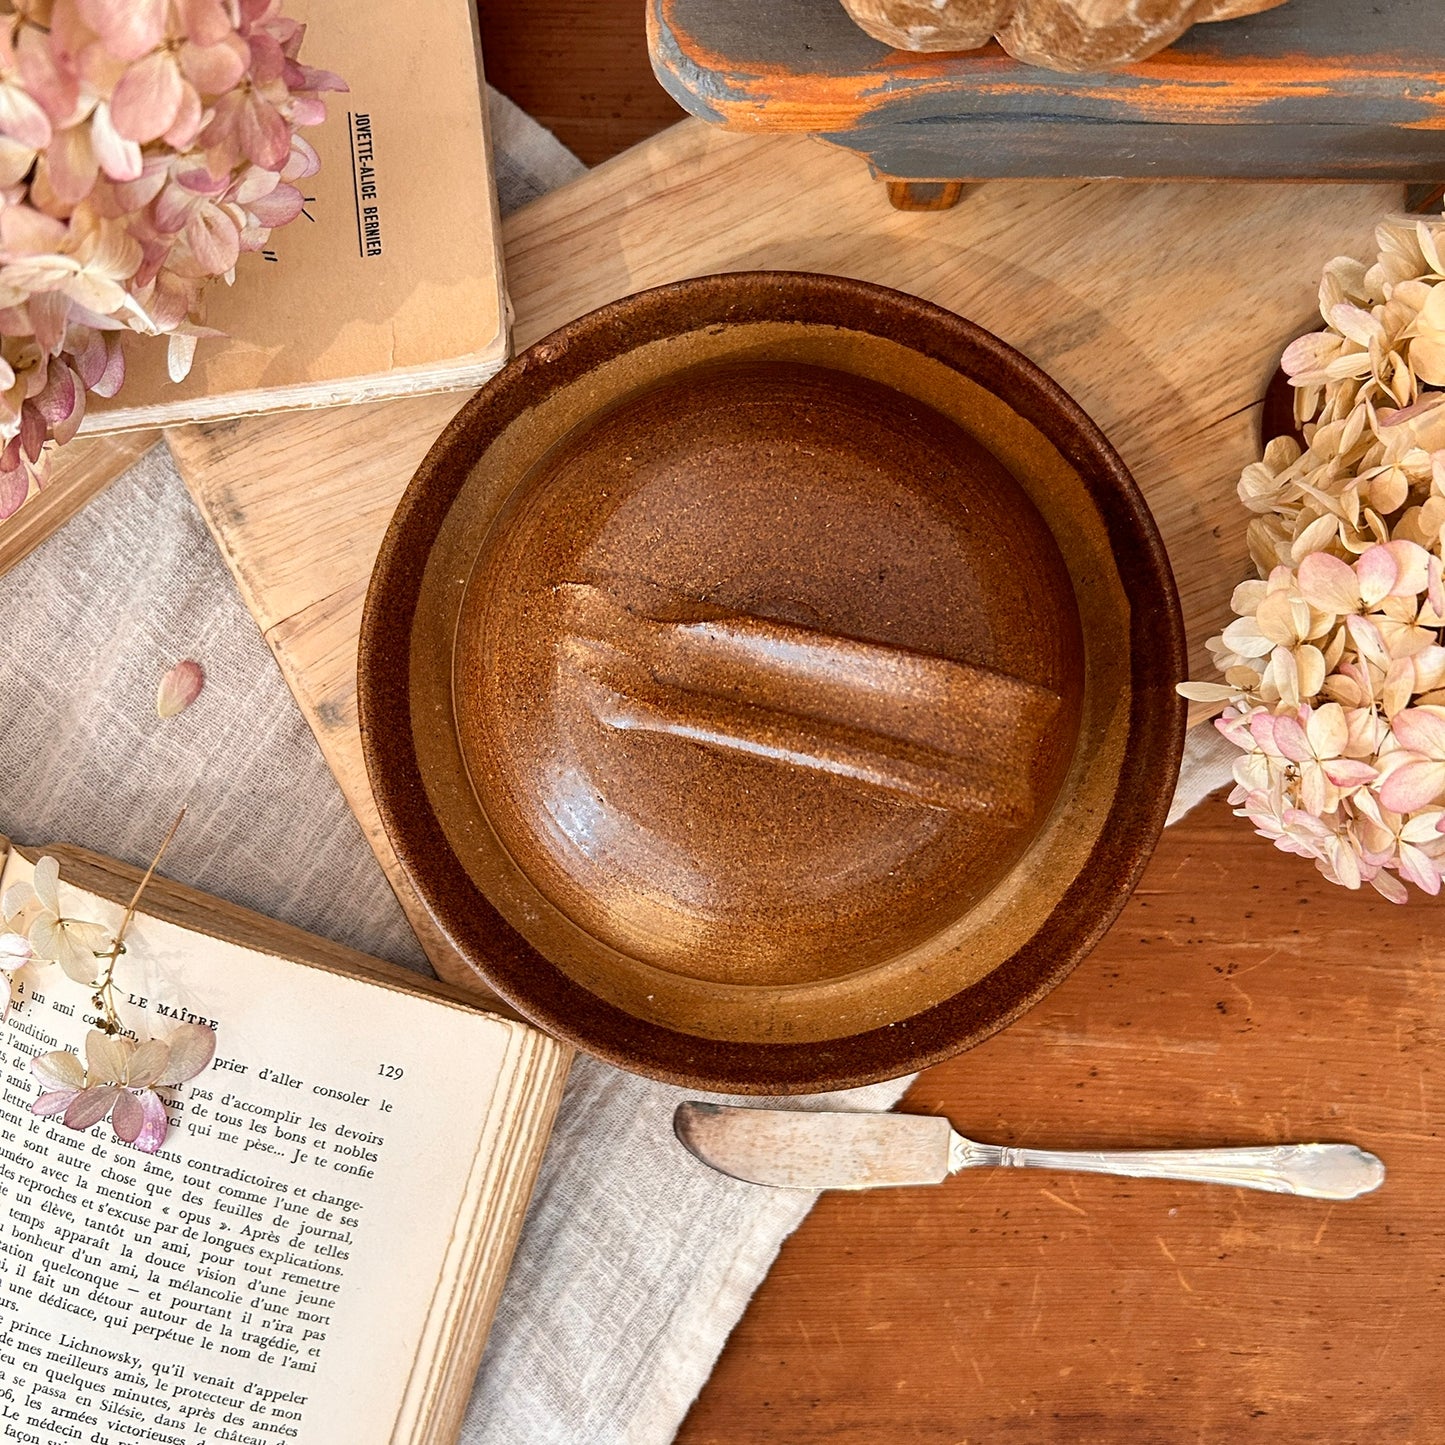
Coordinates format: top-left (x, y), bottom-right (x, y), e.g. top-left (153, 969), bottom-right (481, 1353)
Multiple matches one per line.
top-left (949, 1136), bottom-right (1384, 1200)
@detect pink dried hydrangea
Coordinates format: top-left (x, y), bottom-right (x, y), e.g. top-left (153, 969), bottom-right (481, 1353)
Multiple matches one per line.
top-left (0, 0), bottom-right (345, 516)
top-left (1182, 212), bottom-right (1445, 902)
top-left (32, 1023), bottom-right (215, 1152)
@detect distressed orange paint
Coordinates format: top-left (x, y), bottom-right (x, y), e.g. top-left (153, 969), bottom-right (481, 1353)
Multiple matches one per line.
top-left (655, 0), bottom-right (1445, 133)
top-left (676, 58), bottom-right (1445, 132)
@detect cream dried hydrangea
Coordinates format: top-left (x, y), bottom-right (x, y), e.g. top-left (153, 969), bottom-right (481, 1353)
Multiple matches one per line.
top-left (6, 822), bottom-right (217, 1154)
top-left (1182, 211), bottom-right (1445, 903)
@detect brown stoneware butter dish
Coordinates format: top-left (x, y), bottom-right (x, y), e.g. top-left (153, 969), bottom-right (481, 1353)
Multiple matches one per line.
top-left (357, 272), bottom-right (1186, 1093)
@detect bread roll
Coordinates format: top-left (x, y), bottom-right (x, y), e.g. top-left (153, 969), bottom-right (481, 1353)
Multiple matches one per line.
top-left (840, 0), bottom-right (1287, 70)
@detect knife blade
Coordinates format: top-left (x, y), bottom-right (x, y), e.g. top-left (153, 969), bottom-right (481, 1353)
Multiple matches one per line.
top-left (675, 1100), bottom-right (953, 1190)
top-left (673, 1103), bottom-right (1386, 1200)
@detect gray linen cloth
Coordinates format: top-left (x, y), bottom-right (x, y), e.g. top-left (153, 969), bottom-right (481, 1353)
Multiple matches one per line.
top-left (0, 92), bottom-right (1236, 1443)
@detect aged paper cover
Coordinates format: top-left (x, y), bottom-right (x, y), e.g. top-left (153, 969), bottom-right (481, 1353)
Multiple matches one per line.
top-left (79, 0), bottom-right (508, 433)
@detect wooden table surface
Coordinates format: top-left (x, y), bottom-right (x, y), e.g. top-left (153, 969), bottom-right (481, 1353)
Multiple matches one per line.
top-left (474, 5), bottom-right (1445, 1440)
top-left (681, 794), bottom-right (1445, 1441)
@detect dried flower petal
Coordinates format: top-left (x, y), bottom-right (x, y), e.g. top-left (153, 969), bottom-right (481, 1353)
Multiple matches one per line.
top-left (127, 1088), bottom-right (171, 1151)
top-left (1397, 840), bottom-right (1442, 894)
top-left (86, 1028), bottom-right (132, 1082)
top-left (30, 913), bottom-right (111, 983)
top-left (1355, 545), bottom-right (1400, 608)
top-left (0, 930), bottom-right (31, 970)
top-left (1391, 706), bottom-right (1445, 756)
top-left (33, 1087), bottom-right (82, 1117)
top-left (183, 0), bottom-right (235, 47)
top-left (32, 1049), bottom-right (86, 1091)
top-left (1377, 758), bottom-right (1445, 814)
top-left (77, 0), bottom-right (170, 63)
top-left (31, 855), bottom-right (61, 916)
top-left (159, 1022), bottom-right (216, 1084)
top-left (0, 75), bottom-right (53, 151)
top-left (0, 466), bottom-right (31, 521)
top-left (181, 38), bottom-right (247, 94)
top-left (157, 658), bottom-right (205, 717)
top-left (110, 50), bottom-right (186, 144)
top-left (64, 1083), bottom-right (121, 1131)
top-left (90, 99), bottom-right (144, 181)
top-left (1297, 552), bottom-right (1360, 614)
top-left (166, 329), bottom-right (199, 382)
top-left (1176, 681), bottom-right (1240, 703)
top-left (1369, 870), bottom-right (1410, 904)
top-left (185, 202), bottom-right (240, 274)
top-left (110, 1087), bottom-right (144, 1141)
top-left (127, 1038), bottom-right (171, 1087)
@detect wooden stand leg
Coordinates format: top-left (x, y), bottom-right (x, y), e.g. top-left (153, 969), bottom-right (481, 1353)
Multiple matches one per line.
top-left (1405, 183), bottom-right (1445, 214)
top-left (885, 181), bottom-right (966, 212)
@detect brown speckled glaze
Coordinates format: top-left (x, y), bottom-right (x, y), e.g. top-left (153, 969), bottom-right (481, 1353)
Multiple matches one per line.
top-left (357, 272), bottom-right (1186, 1093)
top-left (456, 358), bottom-right (1081, 987)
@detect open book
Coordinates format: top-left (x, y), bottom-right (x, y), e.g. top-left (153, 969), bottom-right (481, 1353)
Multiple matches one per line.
top-left (0, 839), bottom-right (570, 1445)
top-left (76, 0), bottom-right (509, 435)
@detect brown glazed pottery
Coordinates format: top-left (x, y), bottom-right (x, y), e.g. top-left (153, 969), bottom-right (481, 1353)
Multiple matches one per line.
top-left (357, 272), bottom-right (1186, 1093)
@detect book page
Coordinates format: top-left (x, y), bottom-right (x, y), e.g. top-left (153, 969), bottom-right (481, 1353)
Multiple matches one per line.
top-left (80, 0), bottom-right (506, 431)
top-left (0, 850), bottom-right (514, 1445)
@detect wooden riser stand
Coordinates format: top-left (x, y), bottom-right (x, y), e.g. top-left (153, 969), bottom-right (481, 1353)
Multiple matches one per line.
top-left (650, 0), bottom-right (1445, 211)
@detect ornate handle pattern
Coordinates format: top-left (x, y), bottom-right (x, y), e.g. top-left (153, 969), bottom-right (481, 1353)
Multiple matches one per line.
top-left (949, 1134), bottom-right (1385, 1200)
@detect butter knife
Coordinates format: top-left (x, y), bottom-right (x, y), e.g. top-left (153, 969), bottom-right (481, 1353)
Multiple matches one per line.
top-left (674, 1103), bottom-right (1385, 1200)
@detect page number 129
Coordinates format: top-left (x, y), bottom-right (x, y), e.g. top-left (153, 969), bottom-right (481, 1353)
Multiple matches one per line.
top-left (378, 1063), bottom-right (405, 1079)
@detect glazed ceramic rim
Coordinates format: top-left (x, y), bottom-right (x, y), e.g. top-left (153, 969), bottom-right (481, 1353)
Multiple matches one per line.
top-left (358, 271), bottom-right (1187, 1093)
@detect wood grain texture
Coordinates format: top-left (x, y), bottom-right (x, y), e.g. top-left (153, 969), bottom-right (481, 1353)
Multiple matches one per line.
top-left (477, 0), bottom-right (684, 164)
top-left (828, 119), bottom-right (1445, 185)
top-left (679, 793), bottom-right (1445, 1442)
top-left (171, 395), bottom-right (475, 980)
top-left (0, 431), bottom-right (161, 579)
top-left (651, 0), bottom-right (1445, 180)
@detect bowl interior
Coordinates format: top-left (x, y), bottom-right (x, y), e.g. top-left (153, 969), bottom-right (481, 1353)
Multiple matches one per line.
top-left (360, 274), bottom-right (1185, 1091)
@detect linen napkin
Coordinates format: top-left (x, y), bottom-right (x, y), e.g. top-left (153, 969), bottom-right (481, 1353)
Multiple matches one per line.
top-left (0, 91), bottom-right (1237, 1444)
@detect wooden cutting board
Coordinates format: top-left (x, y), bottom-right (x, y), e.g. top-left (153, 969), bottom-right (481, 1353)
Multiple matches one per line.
top-left (168, 118), bottom-right (1399, 982)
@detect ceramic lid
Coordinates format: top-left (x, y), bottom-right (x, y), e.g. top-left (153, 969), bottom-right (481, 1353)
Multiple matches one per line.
top-left (453, 357), bottom-right (1084, 987)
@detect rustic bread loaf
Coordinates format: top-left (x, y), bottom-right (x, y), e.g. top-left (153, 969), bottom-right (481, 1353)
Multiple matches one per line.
top-left (839, 0), bottom-right (1287, 70)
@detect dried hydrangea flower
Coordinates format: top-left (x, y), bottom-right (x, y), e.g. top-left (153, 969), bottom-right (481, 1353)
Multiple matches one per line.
top-left (17, 853), bottom-right (112, 982)
top-left (1, 0), bottom-right (345, 510)
top-left (1181, 208), bottom-right (1445, 901)
top-left (31, 1022), bottom-right (215, 1152)
top-left (1375, 706), bottom-right (1445, 814)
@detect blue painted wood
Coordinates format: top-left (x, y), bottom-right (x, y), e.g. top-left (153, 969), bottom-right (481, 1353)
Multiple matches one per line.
top-left (649, 0), bottom-right (1445, 182)
top-left (825, 117), bottom-right (1445, 182)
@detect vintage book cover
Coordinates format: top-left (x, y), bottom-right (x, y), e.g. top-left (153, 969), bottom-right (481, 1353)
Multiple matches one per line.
top-left (77, 0), bottom-right (509, 435)
top-left (0, 839), bottom-right (570, 1445)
